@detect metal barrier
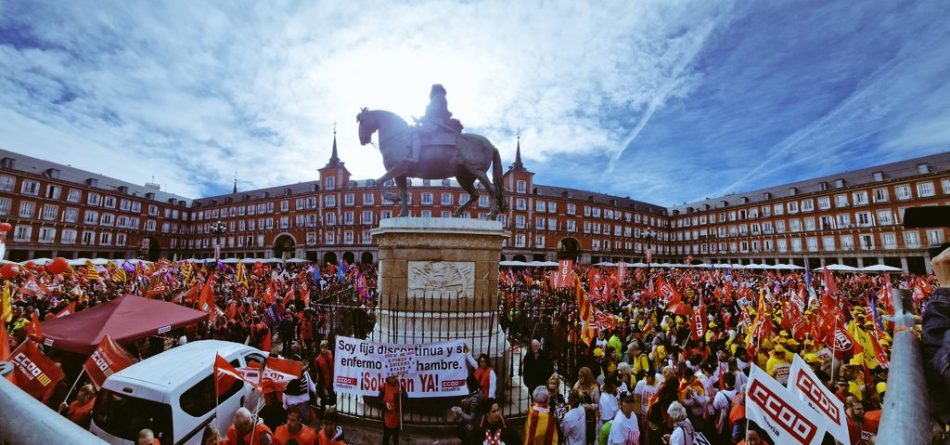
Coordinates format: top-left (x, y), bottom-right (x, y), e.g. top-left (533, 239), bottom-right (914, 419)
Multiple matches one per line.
top-left (0, 368), bottom-right (107, 444)
top-left (878, 288), bottom-right (932, 445)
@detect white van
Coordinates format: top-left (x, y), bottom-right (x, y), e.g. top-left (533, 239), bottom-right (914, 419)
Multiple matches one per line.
top-left (89, 340), bottom-right (266, 445)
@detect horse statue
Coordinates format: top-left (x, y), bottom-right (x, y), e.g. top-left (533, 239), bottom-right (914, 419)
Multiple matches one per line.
top-left (356, 108), bottom-right (507, 218)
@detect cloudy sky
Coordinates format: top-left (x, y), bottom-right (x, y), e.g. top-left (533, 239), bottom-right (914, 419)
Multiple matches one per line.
top-left (1, 1), bottom-right (948, 205)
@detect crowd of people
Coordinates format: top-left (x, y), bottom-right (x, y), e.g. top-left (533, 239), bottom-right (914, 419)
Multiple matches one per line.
top-left (1, 249), bottom-right (948, 445)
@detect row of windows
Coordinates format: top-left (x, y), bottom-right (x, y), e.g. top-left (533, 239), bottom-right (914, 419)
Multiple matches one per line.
top-left (675, 178), bottom-right (950, 228)
top-left (11, 225), bottom-right (128, 246)
top-left (676, 229), bottom-right (945, 255)
top-left (0, 175), bottom-right (180, 218)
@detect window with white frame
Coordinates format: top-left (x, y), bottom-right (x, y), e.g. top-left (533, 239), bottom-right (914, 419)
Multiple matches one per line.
top-left (421, 210), bottom-right (432, 218)
top-left (45, 184), bottom-right (61, 200)
top-left (516, 198), bottom-right (526, 210)
top-left (548, 202), bottom-right (557, 213)
top-left (41, 204), bottom-right (57, 220)
top-left (325, 231), bottom-right (335, 244)
top-left (119, 199), bottom-right (131, 211)
top-left (81, 230), bottom-right (95, 245)
top-left (381, 210), bottom-right (392, 219)
top-left (21, 180), bottom-right (40, 196)
top-left (67, 189), bottom-right (82, 203)
top-left (535, 200), bottom-right (545, 212)
top-left (873, 188), bottom-right (888, 203)
top-left (0, 198), bottom-right (9, 215)
top-left (835, 194), bottom-right (849, 207)
top-left (789, 218), bottom-right (801, 232)
top-left (361, 211), bottom-right (374, 224)
top-left (804, 217), bottom-right (816, 231)
top-left (904, 230), bottom-right (920, 248)
top-left (927, 229), bottom-right (944, 245)
top-left (773, 203), bottom-right (783, 215)
top-left (344, 231), bottom-right (354, 244)
top-left (515, 234), bottom-right (526, 247)
top-left (840, 235), bottom-right (854, 250)
top-left (942, 178), bottom-right (950, 194)
top-left (806, 237), bottom-right (818, 251)
top-left (549, 218), bottom-right (558, 231)
top-left (801, 199), bottom-right (813, 212)
top-left (325, 176), bottom-right (335, 190)
top-left (852, 191), bottom-right (868, 205)
top-left (61, 229), bottom-right (76, 244)
top-left (19, 201), bottom-right (35, 218)
top-left (791, 238), bottom-right (802, 252)
top-left (280, 200), bottom-right (289, 212)
top-left (917, 181), bottom-right (934, 197)
top-left (145, 220), bottom-right (156, 231)
top-left (535, 217), bottom-right (545, 230)
top-left (478, 195), bottom-right (489, 208)
top-left (280, 216), bottom-right (289, 229)
top-left (516, 180), bottom-right (526, 193)
top-left (882, 232), bottom-right (897, 249)
top-left (860, 234), bottom-right (874, 250)
top-left (115, 233), bottom-right (126, 246)
top-left (100, 213), bottom-right (114, 226)
top-left (102, 195), bottom-right (116, 208)
top-left (325, 195), bottom-right (336, 207)
top-left (822, 236), bottom-right (835, 251)
top-left (567, 220), bottom-right (576, 232)
top-left (38, 227), bottom-right (55, 243)
top-left (535, 235), bottom-right (545, 248)
top-left (566, 203), bottom-right (576, 215)
top-left (0, 175), bottom-right (14, 191)
top-left (836, 213), bottom-right (851, 228)
top-left (856, 211), bottom-right (873, 227)
top-left (876, 209), bottom-right (893, 225)
top-left (13, 226), bottom-right (31, 242)
top-left (775, 220), bottom-right (785, 233)
top-left (818, 196), bottom-right (831, 210)
top-left (99, 232), bottom-right (112, 245)
top-left (895, 184), bottom-right (912, 200)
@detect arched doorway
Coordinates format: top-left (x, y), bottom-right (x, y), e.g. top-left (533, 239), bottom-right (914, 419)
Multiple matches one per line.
top-left (323, 252), bottom-right (337, 265)
top-left (343, 251), bottom-right (355, 264)
top-left (557, 238), bottom-right (580, 261)
top-left (140, 237), bottom-right (160, 262)
top-left (273, 234), bottom-right (296, 259)
top-left (513, 254), bottom-right (527, 262)
top-left (360, 252), bottom-right (374, 264)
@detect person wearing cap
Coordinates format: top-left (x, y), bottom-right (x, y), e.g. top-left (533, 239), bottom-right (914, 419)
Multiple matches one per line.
top-left (608, 391), bottom-right (640, 445)
top-left (766, 344), bottom-right (791, 385)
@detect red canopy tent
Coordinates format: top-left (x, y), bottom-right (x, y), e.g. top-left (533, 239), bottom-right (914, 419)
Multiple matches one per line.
top-left (40, 295), bottom-right (209, 355)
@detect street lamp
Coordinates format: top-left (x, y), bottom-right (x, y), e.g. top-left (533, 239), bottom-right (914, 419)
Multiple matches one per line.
top-left (209, 220), bottom-right (227, 261)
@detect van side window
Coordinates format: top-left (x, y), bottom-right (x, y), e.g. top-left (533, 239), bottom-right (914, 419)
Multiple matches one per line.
top-left (180, 370), bottom-right (243, 417)
top-left (245, 353), bottom-right (265, 368)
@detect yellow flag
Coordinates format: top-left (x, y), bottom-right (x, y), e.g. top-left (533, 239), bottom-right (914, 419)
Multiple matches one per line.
top-left (1, 283), bottom-right (11, 323)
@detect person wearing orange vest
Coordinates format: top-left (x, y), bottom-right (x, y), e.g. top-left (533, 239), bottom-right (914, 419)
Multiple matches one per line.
top-left (313, 340), bottom-right (335, 405)
top-left (380, 375), bottom-right (403, 445)
top-left (274, 410), bottom-right (317, 445)
top-left (317, 407), bottom-right (346, 445)
top-left (227, 407), bottom-right (274, 445)
top-left (60, 384), bottom-right (96, 429)
top-left (466, 352), bottom-right (497, 399)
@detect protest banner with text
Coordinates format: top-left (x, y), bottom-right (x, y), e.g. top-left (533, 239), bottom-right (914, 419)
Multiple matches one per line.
top-left (333, 336), bottom-right (468, 397)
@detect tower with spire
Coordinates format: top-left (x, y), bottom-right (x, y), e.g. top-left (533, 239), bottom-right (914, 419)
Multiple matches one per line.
top-left (502, 133), bottom-right (534, 206)
top-left (232, 171), bottom-right (238, 194)
top-left (509, 134), bottom-right (527, 172)
top-left (318, 124), bottom-right (351, 191)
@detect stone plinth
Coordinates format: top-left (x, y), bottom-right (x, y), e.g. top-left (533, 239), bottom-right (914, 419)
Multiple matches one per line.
top-left (369, 217), bottom-right (510, 370)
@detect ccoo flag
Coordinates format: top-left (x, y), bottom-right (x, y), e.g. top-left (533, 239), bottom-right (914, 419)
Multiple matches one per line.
top-left (83, 335), bottom-right (138, 388)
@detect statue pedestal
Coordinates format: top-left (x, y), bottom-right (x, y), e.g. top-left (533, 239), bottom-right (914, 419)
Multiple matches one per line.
top-left (370, 217), bottom-right (509, 358)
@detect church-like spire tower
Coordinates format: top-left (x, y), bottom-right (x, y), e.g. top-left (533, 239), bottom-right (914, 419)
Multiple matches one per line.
top-left (509, 133), bottom-right (526, 172)
top-left (232, 171), bottom-right (237, 194)
top-left (325, 123), bottom-right (342, 168)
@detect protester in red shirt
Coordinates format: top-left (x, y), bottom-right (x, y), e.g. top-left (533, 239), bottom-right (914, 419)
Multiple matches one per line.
top-left (313, 340), bottom-right (334, 405)
top-left (380, 375), bottom-right (403, 445)
top-left (227, 407), bottom-right (274, 445)
top-left (274, 410), bottom-right (317, 445)
top-left (59, 384), bottom-right (96, 429)
top-left (316, 407), bottom-right (346, 445)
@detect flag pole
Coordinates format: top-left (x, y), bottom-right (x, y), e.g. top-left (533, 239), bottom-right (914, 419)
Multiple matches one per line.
top-left (61, 368), bottom-right (86, 407)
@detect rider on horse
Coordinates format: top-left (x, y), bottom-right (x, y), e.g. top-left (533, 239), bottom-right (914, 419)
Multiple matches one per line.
top-left (410, 84), bottom-right (463, 163)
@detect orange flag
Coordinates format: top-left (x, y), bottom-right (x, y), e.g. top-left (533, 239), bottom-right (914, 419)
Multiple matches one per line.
top-left (29, 312), bottom-right (43, 341)
top-left (197, 273), bottom-right (218, 320)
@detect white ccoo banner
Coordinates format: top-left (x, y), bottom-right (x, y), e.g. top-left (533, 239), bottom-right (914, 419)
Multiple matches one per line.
top-left (333, 336), bottom-right (469, 397)
top-left (787, 355), bottom-right (850, 445)
top-left (747, 365), bottom-right (826, 445)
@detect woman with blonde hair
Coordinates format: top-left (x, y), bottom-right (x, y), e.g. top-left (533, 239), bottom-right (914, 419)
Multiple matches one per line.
top-left (547, 373), bottom-right (568, 423)
top-left (572, 367), bottom-right (600, 445)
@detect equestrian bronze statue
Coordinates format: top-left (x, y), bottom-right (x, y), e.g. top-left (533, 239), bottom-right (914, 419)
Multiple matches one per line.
top-left (356, 107), bottom-right (507, 218)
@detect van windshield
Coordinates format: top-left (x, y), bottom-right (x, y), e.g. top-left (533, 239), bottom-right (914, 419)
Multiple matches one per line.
top-left (93, 389), bottom-right (173, 443)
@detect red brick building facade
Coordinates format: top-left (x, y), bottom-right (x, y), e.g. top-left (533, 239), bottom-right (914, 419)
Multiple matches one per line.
top-left (1, 143), bottom-right (947, 274)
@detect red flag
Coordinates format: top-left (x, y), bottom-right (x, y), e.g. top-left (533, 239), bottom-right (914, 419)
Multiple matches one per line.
top-left (28, 312), bottom-right (43, 340)
top-left (282, 286), bottom-right (295, 307)
top-left (197, 274), bottom-right (218, 321)
top-left (19, 277), bottom-right (48, 297)
top-left (691, 302), bottom-right (707, 340)
top-left (822, 265), bottom-right (838, 296)
top-left (262, 282), bottom-right (275, 305)
top-left (826, 316), bottom-right (861, 360)
top-left (214, 353), bottom-right (258, 396)
top-left (145, 276), bottom-right (168, 299)
top-left (10, 340), bottom-right (65, 402)
top-left (83, 335), bottom-right (137, 387)
top-left (226, 300), bottom-right (238, 320)
top-left (262, 356), bottom-right (304, 392)
top-left (554, 260), bottom-right (574, 288)
top-left (55, 302), bottom-right (76, 318)
top-left (656, 276), bottom-right (682, 305)
top-left (300, 286), bottom-right (310, 308)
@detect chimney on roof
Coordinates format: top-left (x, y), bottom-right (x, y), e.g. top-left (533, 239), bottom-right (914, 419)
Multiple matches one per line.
top-left (86, 178), bottom-right (98, 187)
top-left (44, 168), bottom-right (60, 179)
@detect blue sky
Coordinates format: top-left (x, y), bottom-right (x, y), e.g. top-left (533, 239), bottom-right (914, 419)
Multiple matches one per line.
top-left (1, 0), bottom-right (948, 205)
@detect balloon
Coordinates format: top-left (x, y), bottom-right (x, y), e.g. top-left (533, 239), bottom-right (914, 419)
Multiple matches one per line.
top-left (48, 257), bottom-right (69, 275)
top-left (0, 263), bottom-right (19, 279)
top-left (0, 222), bottom-right (10, 232)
